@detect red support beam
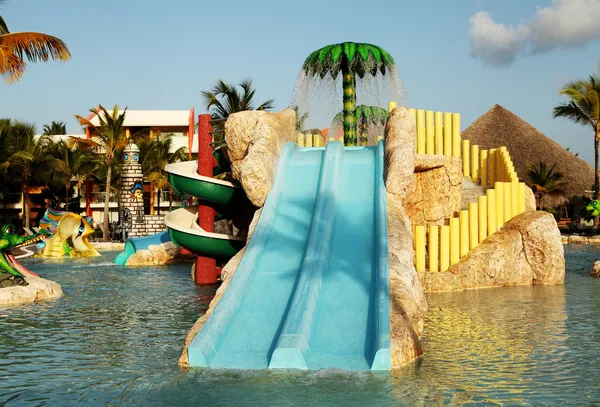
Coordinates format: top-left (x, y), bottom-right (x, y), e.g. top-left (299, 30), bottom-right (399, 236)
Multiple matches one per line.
top-left (195, 114), bottom-right (219, 284)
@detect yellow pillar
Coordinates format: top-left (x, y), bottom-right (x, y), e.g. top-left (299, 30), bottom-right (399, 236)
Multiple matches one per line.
top-left (428, 225), bottom-right (439, 273)
top-left (297, 133), bottom-right (305, 147)
top-left (408, 108), bottom-right (417, 125)
top-left (511, 180), bottom-right (519, 217)
top-left (416, 110), bottom-right (425, 155)
top-left (480, 150), bottom-right (488, 187)
top-left (459, 210), bottom-right (469, 258)
top-left (450, 217), bottom-right (460, 265)
top-left (305, 133), bottom-right (313, 147)
top-left (478, 195), bottom-right (487, 243)
top-left (388, 101), bottom-right (397, 113)
top-left (471, 144), bottom-right (479, 183)
top-left (440, 225), bottom-right (450, 272)
top-left (503, 182), bottom-right (512, 222)
top-left (415, 226), bottom-right (426, 272)
top-left (426, 110), bottom-right (435, 155)
top-left (462, 140), bottom-right (470, 178)
top-left (495, 181), bottom-right (504, 230)
top-left (489, 149), bottom-right (496, 184)
top-left (498, 147), bottom-right (507, 181)
top-left (435, 111), bottom-right (443, 155)
top-left (518, 182), bottom-right (527, 214)
top-left (486, 189), bottom-right (497, 235)
top-left (469, 202), bottom-right (478, 250)
top-left (443, 112), bottom-right (452, 156)
top-left (452, 113), bottom-right (461, 157)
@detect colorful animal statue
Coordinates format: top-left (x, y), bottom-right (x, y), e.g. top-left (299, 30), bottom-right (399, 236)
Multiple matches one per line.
top-left (37, 208), bottom-right (101, 258)
top-left (0, 224), bottom-right (50, 286)
top-left (586, 200), bottom-right (600, 217)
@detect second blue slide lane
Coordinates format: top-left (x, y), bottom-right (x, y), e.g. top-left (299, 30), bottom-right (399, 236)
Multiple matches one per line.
top-left (187, 140), bottom-right (390, 371)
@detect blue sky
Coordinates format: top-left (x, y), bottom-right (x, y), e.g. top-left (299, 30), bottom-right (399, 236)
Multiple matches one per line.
top-left (1, 0), bottom-right (599, 164)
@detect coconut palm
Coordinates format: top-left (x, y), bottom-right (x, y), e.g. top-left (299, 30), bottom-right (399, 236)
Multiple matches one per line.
top-left (48, 139), bottom-right (98, 211)
top-left (0, 7), bottom-right (70, 83)
top-left (0, 121), bottom-right (55, 228)
top-left (75, 105), bottom-right (129, 241)
top-left (42, 121), bottom-right (67, 136)
top-left (303, 42), bottom-right (395, 146)
top-left (142, 134), bottom-right (187, 214)
top-left (553, 76), bottom-right (600, 200)
top-left (526, 162), bottom-right (568, 211)
top-left (201, 78), bottom-right (274, 145)
top-left (333, 105), bottom-right (388, 145)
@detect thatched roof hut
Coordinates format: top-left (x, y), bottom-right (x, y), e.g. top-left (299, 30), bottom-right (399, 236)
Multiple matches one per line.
top-left (462, 104), bottom-right (594, 208)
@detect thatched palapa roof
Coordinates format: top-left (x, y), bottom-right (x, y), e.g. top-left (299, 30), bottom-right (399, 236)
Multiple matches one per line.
top-left (462, 104), bottom-right (594, 206)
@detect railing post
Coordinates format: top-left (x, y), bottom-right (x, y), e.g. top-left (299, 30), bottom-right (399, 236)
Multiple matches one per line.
top-left (487, 189), bottom-right (497, 235)
top-left (478, 196), bottom-right (487, 243)
top-left (450, 217), bottom-right (460, 265)
top-left (503, 182), bottom-right (512, 222)
top-left (462, 140), bottom-right (470, 178)
top-left (452, 113), bottom-right (461, 157)
top-left (469, 202), bottom-right (479, 250)
top-left (489, 149), bottom-right (496, 184)
top-left (416, 110), bottom-right (425, 155)
top-left (443, 112), bottom-right (452, 156)
top-left (471, 144), bottom-right (479, 183)
top-left (435, 111), bottom-right (443, 155)
top-left (511, 180), bottom-right (519, 217)
top-left (480, 150), bottom-right (488, 187)
top-left (495, 182), bottom-right (504, 230)
top-left (426, 111), bottom-right (435, 155)
top-left (518, 183), bottom-right (527, 214)
top-left (440, 225), bottom-right (450, 272)
top-left (459, 210), bottom-right (469, 258)
top-left (415, 226), bottom-right (426, 272)
top-left (428, 225), bottom-right (439, 272)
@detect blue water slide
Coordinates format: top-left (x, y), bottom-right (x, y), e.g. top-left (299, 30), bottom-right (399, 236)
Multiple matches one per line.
top-left (114, 230), bottom-right (172, 266)
top-left (187, 141), bottom-right (390, 371)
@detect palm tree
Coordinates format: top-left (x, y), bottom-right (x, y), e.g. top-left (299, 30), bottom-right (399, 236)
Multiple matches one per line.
top-left (142, 134), bottom-right (187, 214)
top-left (48, 139), bottom-right (98, 211)
top-left (526, 162), bottom-right (568, 211)
top-left (0, 121), bottom-right (55, 228)
top-left (0, 7), bottom-right (70, 83)
top-left (553, 76), bottom-right (600, 200)
top-left (42, 121), bottom-right (67, 136)
top-left (75, 105), bottom-right (129, 241)
top-left (201, 78), bottom-right (274, 145)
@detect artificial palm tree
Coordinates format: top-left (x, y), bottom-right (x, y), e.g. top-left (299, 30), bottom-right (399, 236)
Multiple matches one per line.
top-left (0, 121), bottom-right (55, 228)
top-left (0, 7), bottom-right (70, 82)
top-left (553, 75), bottom-right (600, 200)
top-left (42, 121), bottom-right (67, 136)
top-left (142, 134), bottom-right (187, 214)
top-left (201, 78), bottom-right (274, 145)
top-left (526, 162), bottom-right (568, 211)
top-left (75, 105), bottom-right (129, 241)
top-left (48, 139), bottom-right (98, 211)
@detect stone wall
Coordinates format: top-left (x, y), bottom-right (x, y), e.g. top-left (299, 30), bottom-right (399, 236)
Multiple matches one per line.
top-left (418, 211), bottom-right (565, 292)
top-left (129, 215), bottom-right (165, 237)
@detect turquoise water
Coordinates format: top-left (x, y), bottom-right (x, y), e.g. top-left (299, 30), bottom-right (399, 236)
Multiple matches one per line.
top-left (1, 246), bottom-right (600, 405)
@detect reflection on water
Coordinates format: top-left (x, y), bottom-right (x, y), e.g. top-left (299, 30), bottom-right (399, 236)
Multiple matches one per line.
top-left (1, 246), bottom-right (600, 406)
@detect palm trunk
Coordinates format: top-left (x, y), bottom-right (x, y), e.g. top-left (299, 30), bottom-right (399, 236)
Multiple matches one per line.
top-left (342, 61), bottom-right (357, 147)
top-left (169, 188), bottom-right (173, 212)
top-left (595, 134), bottom-right (599, 227)
top-left (149, 181), bottom-right (155, 215)
top-left (157, 188), bottom-right (161, 215)
top-left (65, 178), bottom-right (71, 212)
top-left (103, 160), bottom-right (112, 242)
top-left (23, 174), bottom-right (30, 230)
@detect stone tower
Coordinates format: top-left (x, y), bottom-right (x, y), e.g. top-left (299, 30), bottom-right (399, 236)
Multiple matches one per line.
top-left (120, 143), bottom-right (144, 236)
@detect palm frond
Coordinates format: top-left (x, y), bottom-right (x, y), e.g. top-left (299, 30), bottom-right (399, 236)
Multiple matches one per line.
top-left (1, 31), bottom-right (70, 62)
top-left (0, 15), bottom-right (8, 35)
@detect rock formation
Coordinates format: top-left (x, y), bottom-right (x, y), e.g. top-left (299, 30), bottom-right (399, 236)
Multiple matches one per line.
top-left (0, 276), bottom-right (63, 306)
top-left (126, 241), bottom-right (194, 266)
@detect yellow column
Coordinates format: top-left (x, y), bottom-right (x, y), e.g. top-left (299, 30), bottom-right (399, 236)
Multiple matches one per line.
top-left (498, 147), bottom-right (507, 181)
top-left (462, 140), bottom-right (470, 178)
top-left (443, 112), bottom-right (452, 156)
top-left (471, 144), bottom-right (479, 183)
top-left (495, 182), bottom-right (504, 230)
top-left (511, 180), bottom-right (519, 217)
top-left (478, 195), bottom-right (487, 243)
top-left (518, 182), bottom-right (527, 214)
top-left (426, 110), bottom-right (435, 155)
top-left (428, 225), bottom-right (439, 273)
top-left (459, 210), bottom-right (469, 258)
top-left (450, 217), bottom-right (460, 265)
top-left (305, 133), bottom-right (313, 147)
top-left (503, 182), bottom-right (512, 222)
top-left (416, 110), bottom-right (425, 155)
top-left (435, 111), bottom-right (443, 155)
top-left (489, 149), bottom-right (496, 184)
top-left (440, 225), bottom-right (450, 272)
top-left (469, 202), bottom-right (478, 250)
top-left (297, 133), bottom-right (305, 147)
top-left (408, 108), bottom-right (417, 126)
top-left (486, 189), bottom-right (497, 235)
top-left (480, 150), bottom-right (488, 187)
top-left (415, 226), bottom-right (426, 272)
top-left (452, 113), bottom-right (461, 157)
top-left (388, 101), bottom-right (397, 113)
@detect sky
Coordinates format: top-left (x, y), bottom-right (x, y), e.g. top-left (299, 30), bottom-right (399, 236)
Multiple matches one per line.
top-left (1, 0), bottom-right (600, 164)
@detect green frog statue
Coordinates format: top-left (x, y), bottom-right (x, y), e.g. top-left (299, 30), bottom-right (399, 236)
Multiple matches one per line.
top-left (0, 224), bottom-right (49, 287)
top-left (586, 200), bottom-right (600, 217)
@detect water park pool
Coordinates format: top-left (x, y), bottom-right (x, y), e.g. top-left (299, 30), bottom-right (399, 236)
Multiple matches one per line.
top-left (1, 245), bottom-right (599, 406)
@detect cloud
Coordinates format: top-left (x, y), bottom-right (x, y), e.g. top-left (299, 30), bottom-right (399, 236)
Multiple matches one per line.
top-left (469, 0), bottom-right (600, 67)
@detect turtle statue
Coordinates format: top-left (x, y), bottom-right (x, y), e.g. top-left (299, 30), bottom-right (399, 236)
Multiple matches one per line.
top-left (0, 224), bottom-right (49, 287)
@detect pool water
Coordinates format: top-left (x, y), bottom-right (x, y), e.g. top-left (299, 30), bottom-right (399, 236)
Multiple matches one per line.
top-left (1, 246), bottom-right (599, 406)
